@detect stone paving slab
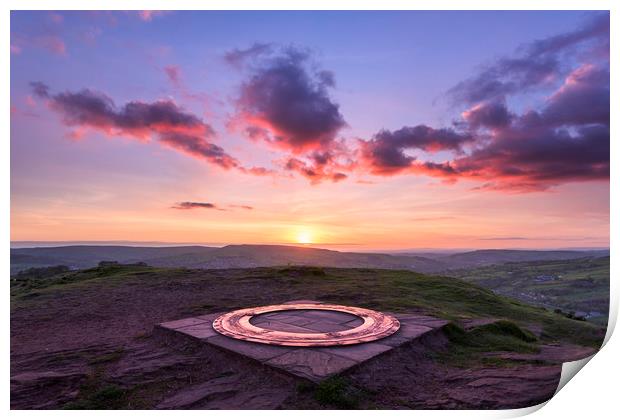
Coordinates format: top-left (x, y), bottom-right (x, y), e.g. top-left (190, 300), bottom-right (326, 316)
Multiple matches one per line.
top-left (160, 317), bottom-right (211, 329)
top-left (376, 323), bottom-right (434, 347)
top-left (265, 349), bottom-right (359, 382)
top-left (175, 323), bottom-right (220, 340)
top-left (156, 301), bottom-right (448, 382)
top-left (206, 334), bottom-right (291, 361)
top-left (318, 342), bottom-right (393, 363)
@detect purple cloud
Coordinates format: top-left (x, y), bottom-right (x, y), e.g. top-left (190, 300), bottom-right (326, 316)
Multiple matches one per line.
top-left (542, 64), bottom-right (609, 126)
top-left (172, 202), bottom-right (218, 210)
top-left (228, 204), bottom-right (254, 210)
top-left (231, 46), bottom-right (347, 153)
top-left (29, 81), bottom-right (50, 99)
top-left (359, 125), bottom-right (472, 175)
top-left (462, 101), bottom-right (513, 129)
top-left (448, 13), bottom-right (609, 104)
top-left (360, 69), bottom-right (609, 190)
top-left (284, 156), bottom-right (348, 184)
top-left (31, 83), bottom-right (243, 170)
top-left (172, 202), bottom-right (256, 211)
top-left (357, 15), bottom-right (609, 191)
top-left (224, 43), bottom-right (273, 68)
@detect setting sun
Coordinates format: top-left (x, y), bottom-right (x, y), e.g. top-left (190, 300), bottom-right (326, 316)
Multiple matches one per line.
top-left (296, 230), bottom-right (313, 245)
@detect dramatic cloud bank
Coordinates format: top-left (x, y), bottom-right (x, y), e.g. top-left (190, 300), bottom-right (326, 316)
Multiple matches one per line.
top-left (31, 83), bottom-right (245, 171)
top-left (447, 14), bottom-right (609, 105)
top-left (29, 14), bottom-right (609, 192)
top-left (358, 14), bottom-right (609, 191)
top-left (228, 45), bottom-right (351, 182)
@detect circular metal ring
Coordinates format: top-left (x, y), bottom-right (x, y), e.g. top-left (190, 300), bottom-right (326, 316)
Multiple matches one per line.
top-left (212, 303), bottom-right (400, 347)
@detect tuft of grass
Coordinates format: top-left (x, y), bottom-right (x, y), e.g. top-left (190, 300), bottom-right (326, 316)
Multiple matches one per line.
top-left (472, 320), bottom-right (538, 343)
top-left (313, 376), bottom-right (363, 409)
top-left (444, 321), bottom-right (538, 351)
top-left (296, 381), bottom-right (316, 394)
top-left (64, 385), bottom-right (127, 410)
top-left (439, 321), bottom-right (540, 367)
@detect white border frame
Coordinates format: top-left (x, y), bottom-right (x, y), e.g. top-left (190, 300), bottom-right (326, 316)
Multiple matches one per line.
top-left (4, 2), bottom-right (617, 419)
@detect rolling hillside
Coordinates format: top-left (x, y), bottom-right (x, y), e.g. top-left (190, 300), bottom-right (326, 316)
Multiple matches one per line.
top-left (10, 244), bottom-right (608, 275)
top-left (10, 245), bottom-right (444, 274)
top-left (447, 257), bottom-right (610, 323)
top-left (436, 249), bottom-right (609, 268)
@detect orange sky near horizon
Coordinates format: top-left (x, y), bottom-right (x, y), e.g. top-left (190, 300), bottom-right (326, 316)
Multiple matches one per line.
top-left (10, 156), bottom-right (609, 250)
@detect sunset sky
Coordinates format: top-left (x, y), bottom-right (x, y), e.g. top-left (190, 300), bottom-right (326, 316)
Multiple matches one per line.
top-left (10, 11), bottom-right (610, 250)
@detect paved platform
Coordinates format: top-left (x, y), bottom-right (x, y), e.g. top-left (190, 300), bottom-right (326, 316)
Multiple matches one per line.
top-left (155, 300), bottom-right (448, 382)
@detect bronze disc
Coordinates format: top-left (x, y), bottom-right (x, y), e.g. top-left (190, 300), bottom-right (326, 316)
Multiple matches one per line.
top-left (212, 303), bottom-right (400, 347)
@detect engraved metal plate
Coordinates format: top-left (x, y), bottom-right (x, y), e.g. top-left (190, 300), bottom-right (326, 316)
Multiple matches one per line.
top-left (213, 303), bottom-right (400, 347)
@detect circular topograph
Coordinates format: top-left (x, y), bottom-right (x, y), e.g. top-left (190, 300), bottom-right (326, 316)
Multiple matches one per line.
top-left (212, 303), bottom-right (400, 347)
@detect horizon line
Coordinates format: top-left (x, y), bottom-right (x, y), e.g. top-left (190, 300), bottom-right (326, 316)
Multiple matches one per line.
top-left (10, 240), bottom-right (610, 253)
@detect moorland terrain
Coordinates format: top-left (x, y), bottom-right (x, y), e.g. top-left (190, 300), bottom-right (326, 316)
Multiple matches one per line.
top-left (10, 244), bottom-right (608, 274)
top-left (10, 262), bottom-right (606, 409)
top-left (12, 245), bottom-right (610, 321)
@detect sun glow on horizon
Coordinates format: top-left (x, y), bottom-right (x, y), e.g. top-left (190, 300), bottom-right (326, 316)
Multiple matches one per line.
top-left (296, 230), bottom-right (313, 245)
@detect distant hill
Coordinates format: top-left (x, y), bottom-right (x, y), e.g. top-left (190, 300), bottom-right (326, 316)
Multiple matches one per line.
top-left (10, 245), bottom-right (215, 274)
top-left (10, 244), bottom-right (608, 275)
top-left (435, 249), bottom-right (609, 269)
top-left (10, 244), bottom-right (443, 274)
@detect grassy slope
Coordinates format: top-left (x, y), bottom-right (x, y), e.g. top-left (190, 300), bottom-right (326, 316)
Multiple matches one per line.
top-left (12, 264), bottom-right (607, 409)
top-left (11, 264), bottom-right (605, 349)
top-left (446, 257), bottom-right (609, 323)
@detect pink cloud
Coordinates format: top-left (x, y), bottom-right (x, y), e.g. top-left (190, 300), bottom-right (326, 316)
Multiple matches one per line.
top-left (137, 11), bottom-right (169, 22)
top-left (11, 33), bottom-right (67, 56)
top-left (34, 35), bottom-right (67, 55)
top-left (230, 46), bottom-right (346, 154)
top-left (164, 65), bottom-right (181, 87)
top-left (48, 12), bottom-right (64, 24)
top-left (30, 83), bottom-right (258, 173)
top-left (25, 95), bottom-right (36, 108)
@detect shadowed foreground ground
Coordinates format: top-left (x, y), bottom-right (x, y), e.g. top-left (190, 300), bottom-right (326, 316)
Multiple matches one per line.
top-left (10, 265), bottom-right (605, 409)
